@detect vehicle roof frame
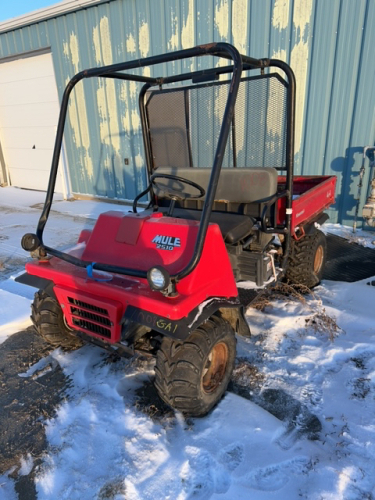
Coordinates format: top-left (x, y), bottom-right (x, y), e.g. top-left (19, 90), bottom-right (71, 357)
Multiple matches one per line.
top-left (35, 42), bottom-right (295, 282)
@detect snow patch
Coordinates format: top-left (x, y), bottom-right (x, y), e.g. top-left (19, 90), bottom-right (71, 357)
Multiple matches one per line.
top-left (0, 289), bottom-right (31, 343)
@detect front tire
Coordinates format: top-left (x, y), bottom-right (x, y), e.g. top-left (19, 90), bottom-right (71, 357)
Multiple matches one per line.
top-left (154, 315), bottom-right (236, 417)
top-left (31, 290), bottom-right (83, 349)
top-left (285, 229), bottom-right (327, 288)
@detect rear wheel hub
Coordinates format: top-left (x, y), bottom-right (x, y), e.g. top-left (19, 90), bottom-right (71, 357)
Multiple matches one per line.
top-left (202, 342), bottom-right (229, 393)
top-left (314, 244), bottom-right (324, 274)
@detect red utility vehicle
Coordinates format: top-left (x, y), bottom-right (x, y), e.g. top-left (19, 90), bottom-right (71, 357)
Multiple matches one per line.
top-left (19, 43), bottom-right (336, 416)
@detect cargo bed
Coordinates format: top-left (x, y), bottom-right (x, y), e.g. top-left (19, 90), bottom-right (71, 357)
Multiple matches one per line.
top-left (277, 175), bottom-right (336, 235)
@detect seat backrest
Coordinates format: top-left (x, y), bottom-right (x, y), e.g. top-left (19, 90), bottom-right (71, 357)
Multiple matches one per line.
top-left (153, 166), bottom-right (278, 203)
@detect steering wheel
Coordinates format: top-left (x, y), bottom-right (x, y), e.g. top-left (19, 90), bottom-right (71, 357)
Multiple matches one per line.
top-left (151, 173), bottom-right (206, 216)
top-left (132, 173), bottom-right (205, 214)
top-left (151, 173), bottom-right (205, 200)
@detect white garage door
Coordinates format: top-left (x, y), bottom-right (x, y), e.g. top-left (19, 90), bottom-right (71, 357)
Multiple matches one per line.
top-left (0, 51), bottom-right (67, 193)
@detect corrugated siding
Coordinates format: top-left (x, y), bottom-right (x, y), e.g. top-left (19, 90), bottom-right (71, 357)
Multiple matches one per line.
top-left (0, 0), bottom-right (374, 225)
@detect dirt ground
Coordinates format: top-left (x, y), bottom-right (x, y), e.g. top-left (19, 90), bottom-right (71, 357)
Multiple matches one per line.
top-left (0, 328), bottom-right (68, 500)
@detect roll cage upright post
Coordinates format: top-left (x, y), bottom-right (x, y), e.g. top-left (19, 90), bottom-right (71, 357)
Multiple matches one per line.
top-left (32, 42), bottom-right (296, 282)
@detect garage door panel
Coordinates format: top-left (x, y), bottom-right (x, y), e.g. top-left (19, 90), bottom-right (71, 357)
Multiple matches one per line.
top-left (8, 163), bottom-right (63, 192)
top-left (0, 54), bottom-right (55, 83)
top-left (0, 102), bottom-right (59, 128)
top-left (8, 166), bottom-right (64, 192)
top-left (9, 168), bottom-right (49, 191)
top-left (0, 77), bottom-right (58, 106)
top-left (0, 126), bottom-right (56, 150)
top-left (4, 148), bottom-right (53, 170)
top-left (0, 52), bottom-right (66, 193)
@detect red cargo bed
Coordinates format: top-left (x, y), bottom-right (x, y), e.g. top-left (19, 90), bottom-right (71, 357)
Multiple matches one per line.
top-left (277, 175), bottom-right (336, 235)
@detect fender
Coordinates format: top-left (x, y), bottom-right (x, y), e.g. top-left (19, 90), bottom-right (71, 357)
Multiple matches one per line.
top-left (15, 273), bottom-right (56, 298)
top-left (122, 296), bottom-right (250, 340)
top-left (302, 213), bottom-right (329, 236)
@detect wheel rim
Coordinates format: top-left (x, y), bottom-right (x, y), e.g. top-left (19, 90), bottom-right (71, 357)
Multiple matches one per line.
top-left (314, 245), bottom-right (324, 274)
top-left (202, 342), bottom-right (229, 394)
top-left (63, 314), bottom-right (74, 332)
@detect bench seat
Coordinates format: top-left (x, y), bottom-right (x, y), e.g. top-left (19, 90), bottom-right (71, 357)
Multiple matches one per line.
top-left (154, 166), bottom-right (278, 203)
top-left (155, 166), bottom-right (278, 243)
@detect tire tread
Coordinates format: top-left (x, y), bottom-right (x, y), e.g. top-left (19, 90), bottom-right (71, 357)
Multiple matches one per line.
top-left (155, 316), bottom-right (236, 416)
top-left (285, 229), bottom-right (327, 288)
top-left (31, 290), bottom-right (83, 349)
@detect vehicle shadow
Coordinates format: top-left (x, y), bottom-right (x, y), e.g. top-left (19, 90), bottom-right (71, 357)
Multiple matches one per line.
top-left (228, 359), bottom-right (322, 443)
top-left (330, 146), bottom-right (375, 227)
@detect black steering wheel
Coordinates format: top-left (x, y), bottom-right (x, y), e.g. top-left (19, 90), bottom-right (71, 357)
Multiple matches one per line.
top-left (151, 173), bottom-right (205, 200)
top-left (132, 173), bottom-right (205, 214)
top-left (151, 173), bottom-right (206, 216)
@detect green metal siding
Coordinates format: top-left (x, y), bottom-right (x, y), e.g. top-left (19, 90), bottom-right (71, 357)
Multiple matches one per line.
top-left (0, 0), bottom-right (374, 226)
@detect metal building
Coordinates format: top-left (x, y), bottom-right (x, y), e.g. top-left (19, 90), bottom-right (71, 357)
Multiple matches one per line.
top-left (0, 0), bottom-right (374, 226)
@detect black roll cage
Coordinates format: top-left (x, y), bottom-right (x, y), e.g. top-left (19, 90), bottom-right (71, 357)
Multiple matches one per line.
top-left (35, 42), bottom-right (296, 282)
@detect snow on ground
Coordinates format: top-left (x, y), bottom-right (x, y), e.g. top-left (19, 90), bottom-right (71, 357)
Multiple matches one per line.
top-left (1, 277), bottom-right (375, 499)
top-left (0, 186), bottom-right (134, 216)
top-left (323, 223), bottom-right (375, 249)
top-left (0, 187), bottom-right (138, 281)
top-left (1, 187), bottom-right (375, 499)
top-left (0, 289), bottom-right (31, 343)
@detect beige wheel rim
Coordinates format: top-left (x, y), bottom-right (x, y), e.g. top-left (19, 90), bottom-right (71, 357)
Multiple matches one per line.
top-left (202, 342), bottom-right (228, 393)
top-left (314, 245), bottom-right (324, 274)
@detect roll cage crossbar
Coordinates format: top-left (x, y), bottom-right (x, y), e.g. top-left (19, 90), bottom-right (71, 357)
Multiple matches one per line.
top-left (35, 42), bottom-right (296, 282)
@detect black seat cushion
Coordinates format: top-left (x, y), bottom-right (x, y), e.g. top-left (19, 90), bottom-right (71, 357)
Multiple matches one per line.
top-left (159, 208), bottom-right (255, 244)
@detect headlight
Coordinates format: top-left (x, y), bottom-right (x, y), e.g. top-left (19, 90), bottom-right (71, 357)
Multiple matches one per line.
top-left (147, 266), bottom-right (171, 291)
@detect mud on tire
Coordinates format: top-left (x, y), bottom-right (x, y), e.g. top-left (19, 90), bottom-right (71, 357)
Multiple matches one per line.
top-left (31, 290), bottom-right (83, 349)
top-left (154, 315), bottom-right (236, 417)
top-left (285, 229), bottom-right (327, 288)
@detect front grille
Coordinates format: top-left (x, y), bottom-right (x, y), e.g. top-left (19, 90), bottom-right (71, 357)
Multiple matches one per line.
top-left (72, 318), bottom-right (111, 338)
top-left (68, 295), bottom-right (111, 339)
top-left (54, 287), bottom-right (122, 343)
top-left (70, 306), bottom-right (112, 326)
top-left (68, 297), bottom-right (108, 316)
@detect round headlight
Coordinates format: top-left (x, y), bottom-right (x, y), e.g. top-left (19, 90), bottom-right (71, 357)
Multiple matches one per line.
top-left (147, 266), bottom-right (170, 291)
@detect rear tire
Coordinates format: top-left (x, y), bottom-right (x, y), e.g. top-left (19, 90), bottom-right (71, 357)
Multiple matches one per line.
top-left (285, 229), bottom-right (327, 288)
top-left (31, 290), bottom-right (83, 349)
top-left (154, 315), bottom-right (236, 417)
